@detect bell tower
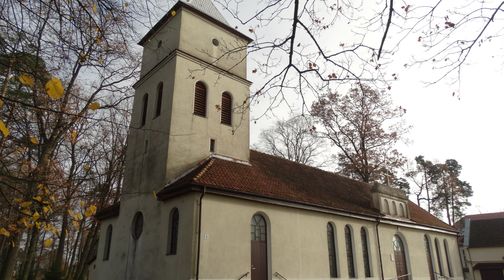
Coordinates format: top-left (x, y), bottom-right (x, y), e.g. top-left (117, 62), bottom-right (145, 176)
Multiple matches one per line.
top-left (123, 0), bottom-right (252, 195)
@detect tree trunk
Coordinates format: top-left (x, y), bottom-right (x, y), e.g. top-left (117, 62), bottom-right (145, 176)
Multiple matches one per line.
top-left (52, 209), bottom-right (69, 277)
top-left (19, 227), bottom-right (39, 280)
top-left (0, 234), bottom-right (20, 280)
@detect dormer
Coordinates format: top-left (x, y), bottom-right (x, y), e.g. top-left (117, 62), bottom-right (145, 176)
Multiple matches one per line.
top-left (371, 183), bottom-right (410, 219)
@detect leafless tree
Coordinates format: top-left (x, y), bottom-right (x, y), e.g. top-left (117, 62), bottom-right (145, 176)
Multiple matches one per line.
top-left (257, 115), bottom-right (326, 166)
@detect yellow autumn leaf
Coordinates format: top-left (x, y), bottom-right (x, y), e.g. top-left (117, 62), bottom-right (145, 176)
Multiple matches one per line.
top-left (35, 222), bottom-right (41, 229)
top-left (171, 10), bottom-right (176, 17)
top-left (70, 130), bottom-right (78, 143)
top-left (45, 77), bottom-right (65, 100)
top-left (43, 206), bottom-right (52, 214)
top-left (0, 98), bottom-right (3, 109)
top-left (92, 3), bottom-right (97, 13)
top-left (72, 220), bottom-right (80, 229)
top-left (20, 201), bottom-right (32, 208)
top-left (0, 228), bottom-right (10, 237)
top-left (83, 164), bottom-right (91, 172)
top-left (19, 74), bottom-right (34, 87)
top-left (84, 205), bottom-right (97, 217)
top-left (32, 211), bottom-right (40, 222)
top-left (30, 136), bottom-right (39, 145)
top-left (79, 201), bottom-right (85, 207)
top-left (44, 238), bottom-right (53, 248)
top-left (33, 196), bottom-right (43, 202)
top-left (0, 120), bottom-right (10, 137)
top-left (88, 102), bottom-right (100, 110)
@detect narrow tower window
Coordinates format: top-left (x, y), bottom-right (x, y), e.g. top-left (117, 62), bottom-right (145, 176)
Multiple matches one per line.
top-left (141, 94), bottom-right (148, 126)
top-left (345, 225), bottom-right (356, 278)
top-left (210, 139), bottom-right (215, 153)
top-left (221, 92), bottom-right (232, 125)
top-left (103, 225), bottom-right (112, 261)
top-left (167, 208), bottom-right (179, 255)
top-left (194, 81), bottom-right (207, 117)
top-left (327, 223), bottom-right (338, 278)
top-left (131, 212), bottom-right (144, 240)
top-left (155, 82), bottom-right (163, 117)
top-left (361, 227), bottom-right (371, 277)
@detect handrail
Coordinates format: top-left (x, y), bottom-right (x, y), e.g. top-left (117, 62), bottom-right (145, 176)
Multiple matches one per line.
top-left (385, 273), bottom-right (411, 280)
top-left (434, 272), bottom-right (454, 280)
top-left (274, 272), bottom-right (288, 280)
top-left (238, 272), bottom-right (249, 280)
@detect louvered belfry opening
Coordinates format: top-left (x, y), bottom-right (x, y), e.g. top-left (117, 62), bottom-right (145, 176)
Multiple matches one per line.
top-left (221, 92), bottom-right (232, 125)
top-left (194, 81), bottom-right (207, 117)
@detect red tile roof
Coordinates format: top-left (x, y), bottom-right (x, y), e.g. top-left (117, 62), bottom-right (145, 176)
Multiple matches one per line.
top-left (157, 150), bottom-right (454, 231)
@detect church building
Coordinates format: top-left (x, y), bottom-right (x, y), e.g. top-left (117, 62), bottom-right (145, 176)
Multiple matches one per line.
top-left (91, 1), bottom-right (464, 279)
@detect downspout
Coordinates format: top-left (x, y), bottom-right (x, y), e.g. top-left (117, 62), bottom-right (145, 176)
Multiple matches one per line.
top-left (375, 218), bottom-right (385, 280)
top-left (196, 187), bottom-right (206, 280)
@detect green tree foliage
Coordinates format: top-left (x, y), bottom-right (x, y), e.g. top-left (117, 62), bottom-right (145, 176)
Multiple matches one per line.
top-left (311, 83), bottom-right (409, 184)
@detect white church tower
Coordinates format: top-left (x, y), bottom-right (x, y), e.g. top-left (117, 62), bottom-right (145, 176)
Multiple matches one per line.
top-left (93, 1), bottom-right (252, 279)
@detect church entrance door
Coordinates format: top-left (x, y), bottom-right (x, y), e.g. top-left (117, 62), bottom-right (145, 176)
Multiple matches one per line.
top-left (251, 214), bottom-right (268, 280)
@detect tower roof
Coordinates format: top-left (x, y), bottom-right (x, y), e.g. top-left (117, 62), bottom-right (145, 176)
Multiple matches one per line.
top-left (138, 0), bottom-right (252, 46)
top-left (182, 0), bottom-right (229, 26)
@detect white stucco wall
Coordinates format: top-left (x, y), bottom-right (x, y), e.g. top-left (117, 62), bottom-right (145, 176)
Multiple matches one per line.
top-left (198, 194), bottom-right (463, 280)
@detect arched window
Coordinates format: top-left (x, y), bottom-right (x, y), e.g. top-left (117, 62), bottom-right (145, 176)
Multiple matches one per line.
top-left (103, 225), bottom-right (112, 261)
top-left (345, 225), bottom-right (356, 278)
top-left (131, 212), bottom-right (144, 240)
top-left (167, 208), bottom-right (179, 255)
top-left (141, 94), bottom-right (148, 126)
top-left (361, 227), bottom-right (371, 277)
top-left (392, 201), bottom-right (398, 216)
top-left (221, 92), bottom-right (232, 125)
top-left (194, 81), bottom-right (207, 117)
top-left (424, 235), bottom-right (435, 280)
top-left (155, 82), bottom-right (163, 117)
top-left (393, 235), bottom-right (409, 280)
top-left (443, 239), bottom-right (453, 277)
top-left (435, 238), bottom-right (444, 275)
top-left (399, 204), bottom-right (405, 217)
top-left (251, 214), bottom-right (268, 280)
top-left (327, 223), bottom-right (338, 278)
top-left (383, 199), bottom-right (390, 214)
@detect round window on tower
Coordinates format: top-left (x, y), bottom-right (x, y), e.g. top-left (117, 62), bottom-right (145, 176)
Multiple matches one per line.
top-left (131, 212), bottom-right (144, 240)
top-left (212, 38), bottom-right (219, 47)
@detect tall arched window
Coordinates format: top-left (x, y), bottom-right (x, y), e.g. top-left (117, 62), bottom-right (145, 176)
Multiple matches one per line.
top-left (424, 235), bottom-right (435, 280)
top-left (393, 235), bottom-right (409, 280)
top-left (194, 81), bottom-right (207, 117)
top-left (327, 223), bottom-right (338, 278)
top-left (345, 225), bottom-right (356, 278)
top-left (392, 201), bottom-right (398, 216)
top-left (443, 239), bottom-right (453, 277)
top-left (103, 225), bottom-right (112, 261)
top-left (383, 199), bottom-right (390, 214)
top-left (251, 214), bottom-right (268, 280)
top-left (131, 212), bottom-right (144, 240)
top-left (435, 238), bottom-right (444, 276)
top-left (167, 208), bottom-right (179, 255)
top-left (155, 82), bottom-right (163, 117)
top-left (141, 94), bottom-right (148, 126)
top-left (221, 92), bottom-right (232, 125)
top-left (361, 227), bottom-right (371, 277)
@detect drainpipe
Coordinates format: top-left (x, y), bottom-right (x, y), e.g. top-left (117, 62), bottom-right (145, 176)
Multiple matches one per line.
top-left (196, 187), bottom-right (206, 280)
top-left (375, 218), bottom-right (385, 280)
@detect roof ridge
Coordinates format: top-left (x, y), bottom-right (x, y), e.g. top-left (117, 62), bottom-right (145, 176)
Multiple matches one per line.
top-left (194, 158), bottom-right (215, 180)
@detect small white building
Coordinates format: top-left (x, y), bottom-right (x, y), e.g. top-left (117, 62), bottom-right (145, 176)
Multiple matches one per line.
top-left (91, 1), bottom-right (464, 279)
top-left (456, 212), bottom-right (504, 280)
